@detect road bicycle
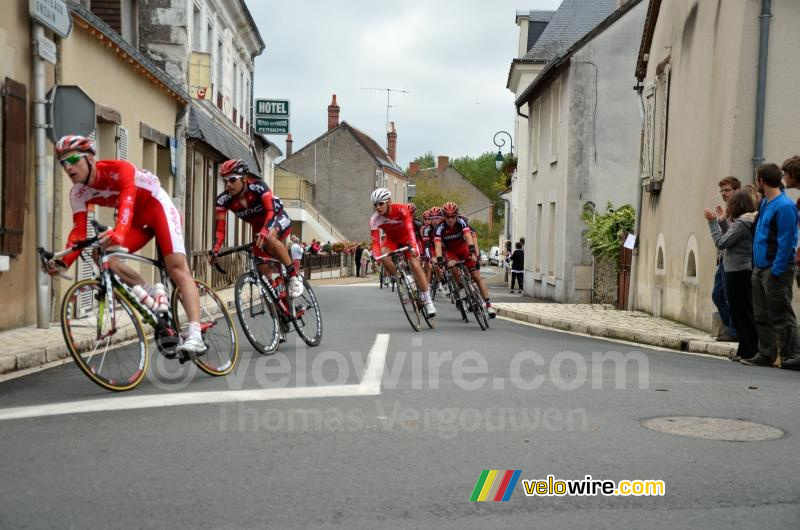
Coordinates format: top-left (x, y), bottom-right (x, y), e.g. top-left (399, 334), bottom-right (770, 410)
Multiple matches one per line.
top-left (378, 262), bottom-right (395, 291)
top-left (437, 262), bottom-right (468, 322)
top-left (214, 242), bottom-right (322, 354)
top-left (442, 259), bottom-right (490, 331)
top-left (376, 247), bottom-right (434, 332)
top-left (38, 221), bottom-right (239, 392)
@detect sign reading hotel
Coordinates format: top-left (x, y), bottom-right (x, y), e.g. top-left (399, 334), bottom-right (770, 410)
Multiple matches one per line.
top-left (255, 99), bottom-right (290, 134)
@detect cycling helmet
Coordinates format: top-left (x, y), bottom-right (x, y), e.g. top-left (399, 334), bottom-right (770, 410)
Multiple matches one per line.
top-left (408, 203), bottom-right (417, 215)
top-left (422, 209), bottom-right (431, 220)
top-left (220, 159), bottom-right (249, 177)
top-left (371, 187), bottom-right (391, 204)
top-left (442, 201), bottom-right (459, 215)
top-left (428, 206), bottom-right (443, 218)
top-left (55, 135), bottom-right (96, 157)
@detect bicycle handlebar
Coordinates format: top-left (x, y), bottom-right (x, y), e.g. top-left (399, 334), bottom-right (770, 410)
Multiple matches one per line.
top-left (374, 247), bottom-right (410, 261)
top-left (210, 242), bottom-right (256, 274)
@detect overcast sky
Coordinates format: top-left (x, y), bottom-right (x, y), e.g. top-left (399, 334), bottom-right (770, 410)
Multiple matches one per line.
top-left (246, 0), bottom-right (562, 168)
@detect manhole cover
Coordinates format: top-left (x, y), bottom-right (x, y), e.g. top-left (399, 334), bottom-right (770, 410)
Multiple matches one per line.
top-left (641, 416), bottom-right (784, 441)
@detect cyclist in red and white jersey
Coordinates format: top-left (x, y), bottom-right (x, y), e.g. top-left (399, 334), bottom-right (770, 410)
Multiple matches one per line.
top-left (209, 159), bottom-right (303, 298)
top-left (434, 201), bottom-right (496, 318)
top-left (45, 135), bottom-right (207, 353)
top-left (369, 188), bottom-right (436, 317)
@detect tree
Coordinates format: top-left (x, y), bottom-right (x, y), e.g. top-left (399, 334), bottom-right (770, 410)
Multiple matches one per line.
top-left (411, 174), bottom-right (467, 214)
top-left (408, 151), bottom-right (434, 171)
top-left (470, 219), bottom-right (502, 251)
top-left (450, 152), bottom-right (506, 217)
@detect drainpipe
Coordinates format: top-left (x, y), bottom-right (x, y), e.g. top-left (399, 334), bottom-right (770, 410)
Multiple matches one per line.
top-left (752, 0), bottom-right (771, 175)
top-left (33, 25), bottom-right (49, 328)
top-left (626, 85), bottom-right (646, 311)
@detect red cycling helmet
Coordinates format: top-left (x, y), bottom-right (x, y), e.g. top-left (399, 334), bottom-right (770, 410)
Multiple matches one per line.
top-left (428, 206), bottom-right (443, 218)
top-left (55, 135), bottom-right (96, 157)
top-left (220, 159), bottom-right (249, 177)
top-left (442, 202), bottom-right (459, 216)
top-left (422, 209), bottom-right (431, 220)
top-left (408, 203), bottom-right (417, 215)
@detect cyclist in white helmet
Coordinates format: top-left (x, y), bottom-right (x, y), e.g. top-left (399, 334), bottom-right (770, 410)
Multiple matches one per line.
top-left (368, 188), bottom-right (436, 317)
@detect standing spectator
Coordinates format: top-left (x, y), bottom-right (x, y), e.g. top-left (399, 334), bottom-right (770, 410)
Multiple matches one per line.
top-left (781, 155), bottom-right (800, 283)
top-left (310, 240), bottom-right (320, 255)
top-left (290, 235), bottom-right (304, 276)
top-left (322, 240), bottom-right (332, 254)
top-left (508, 241), bottom-right (525, 294)
top-left (355, 244), bottom-right (364, 277)
top-left (710, 176), bottom-right (741, 342)
top-left (519, 237), bottom-right (525, 249)
top-left (743, 163), bottom-right (800, 370)
top-left (705, 190), bottom-right (759, 361)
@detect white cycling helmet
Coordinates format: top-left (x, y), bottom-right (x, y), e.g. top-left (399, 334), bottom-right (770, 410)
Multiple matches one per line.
top-left (371, 187), bottom-right (391, 204)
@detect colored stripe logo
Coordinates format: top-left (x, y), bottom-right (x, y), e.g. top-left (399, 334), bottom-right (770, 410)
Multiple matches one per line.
top-left (470, 470), bottom-right (522, 501)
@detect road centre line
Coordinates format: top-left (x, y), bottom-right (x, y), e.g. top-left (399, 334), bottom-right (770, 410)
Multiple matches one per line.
top-left (0, 334), bottom-right (391, 422)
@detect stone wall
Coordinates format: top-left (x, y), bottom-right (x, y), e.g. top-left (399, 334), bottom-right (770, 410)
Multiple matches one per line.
top-left (593, 256), bottom-right (618, 306)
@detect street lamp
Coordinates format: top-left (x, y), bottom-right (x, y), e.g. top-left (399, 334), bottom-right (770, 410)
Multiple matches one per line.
top-left (493, 130), bottom-right (514, 170)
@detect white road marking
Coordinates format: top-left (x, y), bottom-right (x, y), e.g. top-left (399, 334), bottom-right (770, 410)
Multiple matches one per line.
top-left (0, 334), bottom-right (391, 422)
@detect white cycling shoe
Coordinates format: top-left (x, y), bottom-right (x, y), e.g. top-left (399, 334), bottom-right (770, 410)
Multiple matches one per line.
top-left (424, 302), bottom-right (437, 317)
top-left (178, 335), bottom-right (207, 355)
top-left (288, 276), bottom-right (304, 298)
top-left (485, 304), bottom-right (497, 319)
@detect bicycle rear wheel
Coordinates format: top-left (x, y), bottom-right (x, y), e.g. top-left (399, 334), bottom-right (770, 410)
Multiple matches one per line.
top-left (290, 276), bottom-right (323, 346)
top-left (450, 274), bottom-right (468, 322)
top-left (172, 279), bottom-right (239, 376)
top-left (235, 272), bottom-right (280, 355)
top-left (397, 273), bottom-right (421, 331)
top-left (465, 279), bottom-right (489, 330)
top-left (61, 279), bottom-right (148, 392)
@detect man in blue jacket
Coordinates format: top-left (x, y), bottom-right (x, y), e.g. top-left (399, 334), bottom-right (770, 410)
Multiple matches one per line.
top-left (743, 163), bottom-right (800, 370)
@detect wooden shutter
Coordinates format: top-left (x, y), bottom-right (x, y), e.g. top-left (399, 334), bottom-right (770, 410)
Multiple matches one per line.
top-left (91, 0), bottom-right (122, 34)
top-left (1, 78), bottom-right (28, 256)
top-left (116, 125), bottom-right (128, 160)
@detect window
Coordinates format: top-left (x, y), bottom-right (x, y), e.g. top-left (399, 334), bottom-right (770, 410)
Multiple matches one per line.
top-left (216, 37), bottom-right (224, 107)
top-left (547, 202), bottom-right (556, 275)
top-left (535, 203), bottom-right (543, 273)
top-left (192, 3), bottom-right (202, 51)
top-left (642, 62), bottom-right (671, 191)
top-left (549, 76), bottom-right (561, 163)
top-left (531, 100), bottom-right (540, 174)
top-left (121, 0), bottom-right (138, 46)
top-left (682, 234), bottom-right (699, 284)
top-left (206, 21), bottom-right (213, 54)
top-left (232, 61), bottom-right (239, 121)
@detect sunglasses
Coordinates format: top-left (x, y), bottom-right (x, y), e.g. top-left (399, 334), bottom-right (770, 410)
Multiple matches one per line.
top-left (59, 154), bottom-right (86, 167)
top-left (222, 175), bottom-right (242, 184)
top-left (374, 201), bottom-right (387, 207)
top-left (444, 214), bottom-right (457, 219)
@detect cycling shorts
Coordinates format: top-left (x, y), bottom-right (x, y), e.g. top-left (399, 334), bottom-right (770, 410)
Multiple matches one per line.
top-left (253, 211), bottom-right (292, 261)
top-left (122, 187), bottom-right (185, 256)
top-left (445, 245), bottom-right (479, 272)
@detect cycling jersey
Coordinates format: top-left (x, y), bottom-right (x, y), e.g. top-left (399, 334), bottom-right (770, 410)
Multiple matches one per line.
top-left (434, 216), bottom-right (472, 250)
top-left (64, 160), bottom-right (184, 266)
top-left (369, 203), bottom-right (418, 256)
top-left (213, 178), bottom-right (290, 254)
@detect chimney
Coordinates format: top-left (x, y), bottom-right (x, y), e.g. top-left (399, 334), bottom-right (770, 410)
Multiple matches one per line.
top-left (437, 155), bottom-right (449, 173)
top-left (387, 122), bottom-right (397, 162)
top-left (408, 161), bottom-right (420, 176)
top-left (285, 133), bottom-right (293, 157)
top-left (327, 94), bottom-right (340, 131)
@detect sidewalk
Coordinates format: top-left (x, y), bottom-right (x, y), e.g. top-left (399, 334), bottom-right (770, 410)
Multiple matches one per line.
top-left (493, 302), bottom-right (737, 358)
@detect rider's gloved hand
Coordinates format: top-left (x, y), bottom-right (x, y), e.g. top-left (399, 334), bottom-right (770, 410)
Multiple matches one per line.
top-left (468, 244), bottom-right (476, 256)
top-left (99, 229), bottom-right (125, 249)
top-left (44, 259), bottom-right (66, 276)
top-left (208, 250), bottom-right (218, 264)
top-left (436, 256), bottom-right (445, 266)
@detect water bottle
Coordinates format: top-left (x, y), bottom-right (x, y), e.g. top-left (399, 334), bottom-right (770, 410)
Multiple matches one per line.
top-left (132, 285), bottom-right (156, 310)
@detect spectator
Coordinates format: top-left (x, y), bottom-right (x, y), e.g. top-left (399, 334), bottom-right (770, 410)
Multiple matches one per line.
top-left (781, 155), bottom-right (800, 282)
top-left (710, 176), bottom-right (741, 342)
top-left (355, 244), bottom-right (364, 277)
top-left (705, 190), bottom-right (759, 361)
top-left (743, 163), bottom-right (800, 370)
top-left (322, 240), bottom-right (332, 254)
top-left (310, 240), bottom-right (320, 255)
top-left (290, 236), bottom-right (304, 276)
top-left (518, 237), bottom-right (525, 249)
top-left (508, 242), bottom-right (525, 294)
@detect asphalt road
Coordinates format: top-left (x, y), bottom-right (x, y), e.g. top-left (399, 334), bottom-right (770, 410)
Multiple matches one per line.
top-left (0, 267), bottom-right (798, 529)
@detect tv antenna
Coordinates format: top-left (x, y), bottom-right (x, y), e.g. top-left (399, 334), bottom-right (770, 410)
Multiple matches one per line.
top-left (360, 87), bottom-right (409, 128)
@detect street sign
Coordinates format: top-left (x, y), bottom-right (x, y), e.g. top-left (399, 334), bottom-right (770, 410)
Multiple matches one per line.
top-left (255, 117), bottom-right (289, 135)
top-left (255, 99), bottom-right (290, 117)
top-left (45, 85), bottom-right (96, 143)
top-left (30, 0), bottom-right (72, 39)
top-left (35, 34), bottom-right (57, 64)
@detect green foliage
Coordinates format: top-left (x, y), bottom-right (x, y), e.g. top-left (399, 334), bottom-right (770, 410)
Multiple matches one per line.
top-left (470, 219), bottom-right (502, 251)
top-left (581, 202), bottom-right (636, 266)
top-left (500, 154), bottom-right (517, 176)
top-left (409, 151), bottom-right (435, 170)
top-left (451, 152), bottom-right (506, 216)
top-left (411, 174), bottom-right (467, 213)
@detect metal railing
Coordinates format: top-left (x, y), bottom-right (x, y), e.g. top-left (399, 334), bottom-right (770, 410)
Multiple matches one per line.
top-left (282, 199), bottom-right (348, 242)
top-left (190, 250), bottom-right (247, 290)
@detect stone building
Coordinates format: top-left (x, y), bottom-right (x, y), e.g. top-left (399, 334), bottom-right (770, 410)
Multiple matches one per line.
top-left (281, 95), bottom-right (409, 242)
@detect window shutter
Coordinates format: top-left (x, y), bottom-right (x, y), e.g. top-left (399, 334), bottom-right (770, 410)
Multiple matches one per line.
top-left (116, 125), bottom-right (128, 160)
top-left (1, 78), bottom-right (28, 256)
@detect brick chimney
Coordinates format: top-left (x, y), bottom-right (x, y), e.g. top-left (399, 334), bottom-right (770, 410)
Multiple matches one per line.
top-left (285, 133), bottom-right (293, 157)
top-left (327, 94), bottom-right (340, 131)
top-left (408, 161), bottom-right (420, 176)
top-left (387, 122), bottom-right (397, 162)
top-left (437, 155), bottom-right (449, 173)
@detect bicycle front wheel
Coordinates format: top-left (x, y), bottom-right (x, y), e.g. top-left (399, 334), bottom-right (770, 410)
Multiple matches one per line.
top-left (291, 276), bottom-right (323, 346)
top-left (61, 279), bottom-right (148, 392)
top-left (397, 273), bottom-right (421, 332)
top-left (465, 279), bottom-right (489, 330)
top-left (172, 280), bottom-right (239, 376)
top-left (235, 272), bottom-right (280, 355)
